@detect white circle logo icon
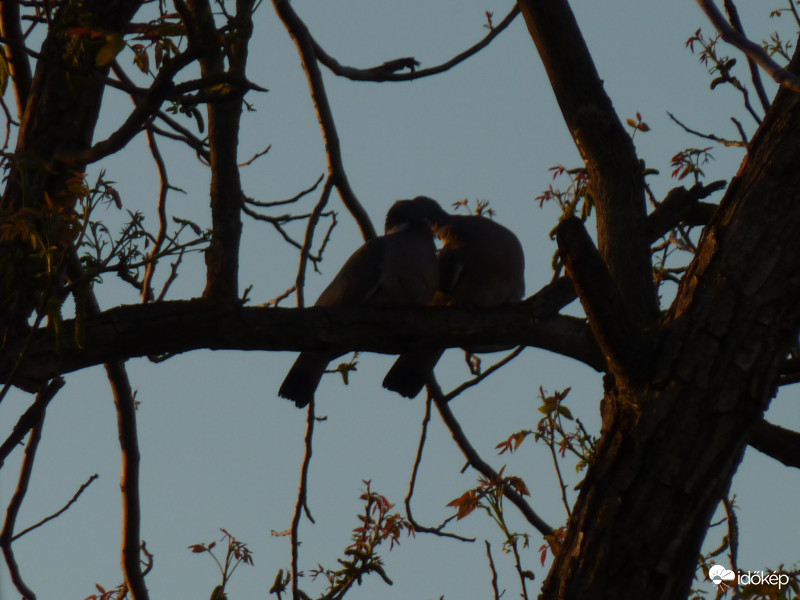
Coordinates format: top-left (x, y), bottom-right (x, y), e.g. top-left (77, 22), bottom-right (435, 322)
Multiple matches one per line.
top-left (709, 564), bottom-right (736, 586)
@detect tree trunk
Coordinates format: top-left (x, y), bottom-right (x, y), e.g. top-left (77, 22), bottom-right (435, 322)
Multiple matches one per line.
top-left (0, 0), bottom-right (143, 333)
top-left (541, 60), bottom-right (800, 600)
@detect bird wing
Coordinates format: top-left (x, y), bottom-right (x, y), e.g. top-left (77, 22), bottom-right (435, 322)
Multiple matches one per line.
top-left (315, 236), bottom-right (387, 307)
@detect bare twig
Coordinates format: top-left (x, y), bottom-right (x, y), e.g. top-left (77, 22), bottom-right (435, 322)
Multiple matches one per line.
top-left (666, 111), bottom-right (746, 147)
top-left (313, 7), bottom-right (520, 82)
top-left (485, 541), bottom-right (501, 600)
top-left (697, 0), bottom-right (800, 93)
top-left (12, 474), bottom-right (99, 541)
top-left (238, 144), bottom-right (271, 167)
top-left (156, 248), bottom-right (186, 302)
top-left (244, 173), bottom-right (324, 208)
top-left (445, 346), bottom-right (526, 402)
top-left (295, 177), bottom-right (333, 307)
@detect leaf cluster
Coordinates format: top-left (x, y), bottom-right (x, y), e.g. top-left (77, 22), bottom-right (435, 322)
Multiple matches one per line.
top-left (306, 481), bottom-right (413, 598)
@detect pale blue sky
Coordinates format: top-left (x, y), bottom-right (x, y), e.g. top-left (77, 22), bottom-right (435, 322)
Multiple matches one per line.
top-left (1, 1), bottom-right (798, 599)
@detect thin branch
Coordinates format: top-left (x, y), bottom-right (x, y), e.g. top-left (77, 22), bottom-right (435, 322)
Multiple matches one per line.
top-left (313, 7), bottom-right (520, 82)
top-left (445, 346), bottom-right (525, 402)
top-left (272, 0), bottom-right (376, 241)
top-left (404, 396), bottom-right (474, 542)
top-left (0, 378), bottom-right (63, 600)
top-left (155, 248), bottom-right (185, 302)
top-left (141, 129), bottom-right (170, 302)
top-left (0, 377), bottom-right (63, 467)
top-left (294, 177), bottom-right (333, 308)
top-left (291, 401), bottom-right (316, 600)
top-left (108, 63), bottom-right (210, 164)
top-left (244, 172), bottom-right (324, 208)
top-left (722, 0), bottom-right (771, 113)
top-left (238, 144), bottom-right (271, 167)
top-left (241, 203), bottom-right (313, 250)
top-left (152, 115), bottom-right (210, 162)
top-left (485, 541), bottom-right (501, 600)
top-left (697, 0), bottom-right (800, 93)
top-left (545, 430), bottom-right (571, 519)
top-left (788, 0), bottom-right (800, 30)
top-left (666, 111), bottom-right (746, 147)
top-left (106, 359), bottom-right (150, 600)
top-left (54, 50), bottom-right (199, 167)
top-left (12, 474), bottom-right (99, 541)
top-left (429, 379), bottom-right (554, 537)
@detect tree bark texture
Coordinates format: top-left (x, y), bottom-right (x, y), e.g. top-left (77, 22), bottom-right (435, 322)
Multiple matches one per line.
top-left (517, 0), bottom-right (658, 329)
top-left (183, 0), bottom-right (252, 302)
top-left (0, 0), bottom-right (144, 332)
top-left (539, 55), bottom-right (800, 600)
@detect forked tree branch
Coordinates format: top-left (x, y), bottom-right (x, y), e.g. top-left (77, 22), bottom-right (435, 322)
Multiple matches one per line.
top-left (518, 0), bottom-right (657, 330)
top-left (295, 177), bottom-right (334, 308)
top-left (556, 217), bottom-right (653, 387)
top-left (429, 379), bottom-right (554, 537)
top-left (272, 0), bottom-right (376, 241)
top-left (722, 0), bottom-right (770, 113)
top-left (698, 0), bottom-right (800, 93)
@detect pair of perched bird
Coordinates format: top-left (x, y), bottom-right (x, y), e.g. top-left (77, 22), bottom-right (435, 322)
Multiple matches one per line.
top-left (278, 196), bottom-right (525, 407)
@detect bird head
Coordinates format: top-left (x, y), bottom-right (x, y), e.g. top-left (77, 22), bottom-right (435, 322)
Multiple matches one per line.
top-left (385, 196), bottom-right (449, 233)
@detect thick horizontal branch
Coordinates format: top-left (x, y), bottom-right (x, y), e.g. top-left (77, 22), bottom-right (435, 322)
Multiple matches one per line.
top-left (647, 180), bottom-right (725, 239)
top-left (1, 299), bottom-right (603, 390)
top-left (749, 420), bottom-right (800, 469)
